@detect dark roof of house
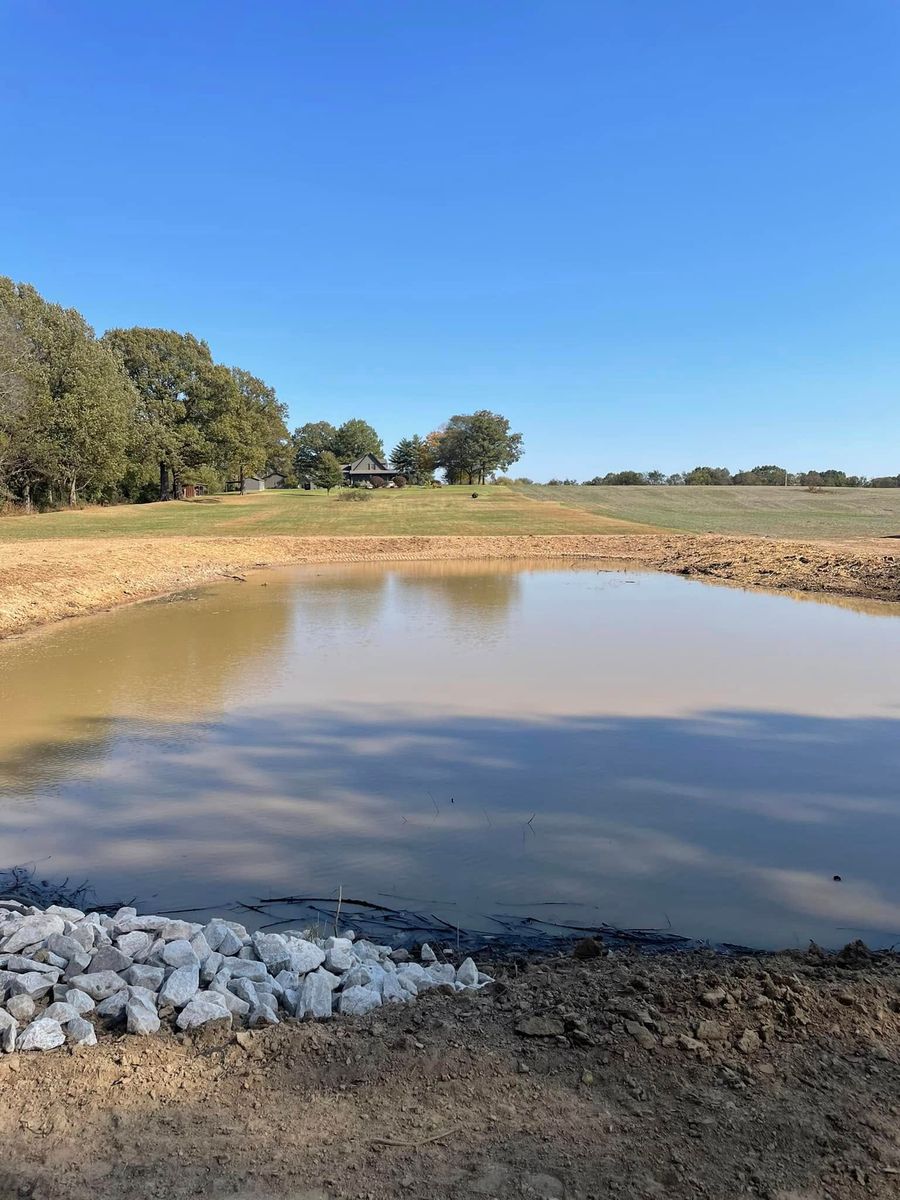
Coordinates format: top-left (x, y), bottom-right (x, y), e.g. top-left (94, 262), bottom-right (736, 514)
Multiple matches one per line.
top-left (342, 454), bottom-right (394, 474)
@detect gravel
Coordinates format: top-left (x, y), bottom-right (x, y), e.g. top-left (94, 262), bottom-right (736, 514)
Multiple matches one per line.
top-left (0, 901), bottom-right (492, 1052)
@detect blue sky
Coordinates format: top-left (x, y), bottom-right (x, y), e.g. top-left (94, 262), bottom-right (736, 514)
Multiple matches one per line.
top-left (2, 1), bottom-right (899, 480)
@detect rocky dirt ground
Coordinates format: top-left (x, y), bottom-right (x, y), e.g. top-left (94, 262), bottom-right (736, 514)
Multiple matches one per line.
top-left (1, 531), bottom-right (898, 638)
top-left (1, 941), bottom-right (898, 1200)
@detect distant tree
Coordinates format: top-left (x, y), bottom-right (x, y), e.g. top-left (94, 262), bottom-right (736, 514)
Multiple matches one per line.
top-left (684, 466), bottom-right (733, 485)
top-left (313, 450), bottom-right (344, 491)
top-left (646, 470), bottom-right (666, 485)
top-left (732, 464), bottom-right (790, 486)
top-left (220, 367), bottom-right (289, 493)
top-left (292, 421), bottom-right (337, 484)
top-left (391, 434), bottom-right (434, 484)
top-left (332, 418), bottom-right (383, 463)
top-left (434, 410), bottom-right (523, 484)
top-left (666, 473), bottom-right (685, 486)
top-left (870, 474), bottom-right (900, 487)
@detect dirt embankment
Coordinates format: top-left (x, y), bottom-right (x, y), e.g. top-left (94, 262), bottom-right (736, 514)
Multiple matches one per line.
top-left (1, 943), bottom-right (898, 1199)
top-left (1, 532), bottom-right (898, 639)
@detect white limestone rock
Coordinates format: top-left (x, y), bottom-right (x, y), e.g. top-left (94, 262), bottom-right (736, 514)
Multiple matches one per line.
top-left (297, 969), bottom-right (335, 1020)
top-left (6, 993), bottom-right (35, 1022)
top-left (96, 991), bottom-right (129, 1020)
top-left (158, 920), bottom-right (198, 942)
top-left (189, 931), bottom-right (212, 964)
top-left (221, 957), bottom-right (268, 982)
top-left (161, 939), bottom-right (199, 968)
top-left (2, 914), bottom-right (65, 954)
top-left (115, 931), bottom-right (153, 960)
top-left (88, 946), bottom-right (133, 974)
top-left (200, 951), bottom-right (223, 985)
top-left (248, 1003), bottom-right (279, 1027)
top-left (17, 1017), bottom-right (66, 1051)
top-left (339, 985), bottom-right (382, 1016)
top-left (158, 964), bottom-right (199, 1009)
top-left (126, 996), bottom-right (160, 1036)
top-left (229, 978), bottom-right (259, 1007)
top-left (286, 938), bottom-right (326, 976)
top-left (65, 988), bottom-right (95, 1015)
top-left (456, 957), bottom-right (479, 987)
top-left (8, 971), bottom-right (56, 999)
top-left (251, 932), bottom-right (291, 974)
top-left (46, 905), bottom-right (86, 922)
top-left (68, 971), bottom-right (127, 1001)
top-left (428, 963), bottom-right (456, 986)
top-left (47, 933), bottom-right (92, 969)
top-left (66, 1017), bottom-right (97, 1046)
top-left (43, 1001), bottom-right (81, 1025)
top-left (5, 954), bottom-right (57, 975)
top-left (176, 993), bottom-right (232, 1031)
top-left (381, 973), bottom-right (409, 1004)
top-left (124, 964), bottom-right (165, 991)
top-left (0, 1008), bottom-right (16, 1053)
top-left (324, 937), bottom-right (355, 974)
top-left (420, 943), bottom-right (437, 964)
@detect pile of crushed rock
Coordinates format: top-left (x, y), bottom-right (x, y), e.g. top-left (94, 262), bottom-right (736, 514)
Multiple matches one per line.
top-left (0, 900), bottom-right (492, 1051)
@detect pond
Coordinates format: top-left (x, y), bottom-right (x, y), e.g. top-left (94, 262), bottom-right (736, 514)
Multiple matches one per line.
top-left (1, 559), bottom-right (899, 951)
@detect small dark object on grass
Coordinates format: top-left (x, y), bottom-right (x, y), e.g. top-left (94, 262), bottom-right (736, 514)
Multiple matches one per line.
top-left (833, 875), bottom-right (842, 882)
top-left (573, 937), bottom-right (606, 960)
top-left (471, 492), bottom-right (478, 498)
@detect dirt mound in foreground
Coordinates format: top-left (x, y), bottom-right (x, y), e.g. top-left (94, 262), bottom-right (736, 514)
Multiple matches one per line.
top-left (2, 945), bottom-right (898, 1199)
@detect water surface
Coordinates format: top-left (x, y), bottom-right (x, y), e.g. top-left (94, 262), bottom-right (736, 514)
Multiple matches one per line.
top-left (2, 560), bottom-right (899, 949)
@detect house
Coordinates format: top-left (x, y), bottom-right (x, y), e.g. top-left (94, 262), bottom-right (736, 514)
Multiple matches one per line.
top-left (342, 454), bottom-right (398, 486)
top-left (225, 470), bottom-right (286, 493)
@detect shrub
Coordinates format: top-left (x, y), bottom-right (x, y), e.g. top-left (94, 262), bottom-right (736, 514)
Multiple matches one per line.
top-left (371, 476), bottom-right (386, 488)
top-left (393, 474), bottom-right (407, 487)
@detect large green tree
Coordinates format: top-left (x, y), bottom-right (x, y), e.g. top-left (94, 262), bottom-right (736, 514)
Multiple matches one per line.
top-left (220, 367), bottom-right (290, 491)
top-left (332, 418), bottom-right (383, 463)
top-left (0, 278), bottom-right (136, 507)
top-left (313, 450), bottom-right (345, 491)
top-left (391, 434), bottom-right (434, 484)
top-left (292, 420), bottom-right (337, 483)
top-left (434, 410), bottom-right (523, 484)
top-left (102, 328), bottom-right (226, 499)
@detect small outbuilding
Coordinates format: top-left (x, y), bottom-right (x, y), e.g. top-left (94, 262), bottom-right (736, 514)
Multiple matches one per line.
top-left (225, 471), bottom-right (287, 494)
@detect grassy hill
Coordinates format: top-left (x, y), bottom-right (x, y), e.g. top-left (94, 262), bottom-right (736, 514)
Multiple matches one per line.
top-left (520, 484), bottom-right (900, 539)
top-left (0, 485), bottom-right (653, 542)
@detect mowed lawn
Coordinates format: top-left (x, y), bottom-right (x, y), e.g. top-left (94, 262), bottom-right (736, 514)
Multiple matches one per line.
top-left (522, 484), bottom-right (900, 539)
top-left (0, 485), bottom-right (653, 541)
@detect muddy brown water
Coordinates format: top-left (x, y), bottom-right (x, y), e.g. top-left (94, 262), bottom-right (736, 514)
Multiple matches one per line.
top-left (1, 559), bottom-right (899, 950)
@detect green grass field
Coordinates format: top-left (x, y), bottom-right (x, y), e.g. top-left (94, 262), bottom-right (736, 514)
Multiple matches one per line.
top-left (3, 484), bottom-right (898, 543)
top-left (0, 485), bottom-right (644, 541)
top-left (521, 484), bottom-right (900, 539)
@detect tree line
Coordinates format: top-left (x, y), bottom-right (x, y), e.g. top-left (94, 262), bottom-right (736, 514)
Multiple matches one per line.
top-left (293, 410), bottom-right (523, 489)
top-left (0, 277), bottom-right (524, 510)
top-left (539, 464), bottom-right (900, 488)
top-left (0, 277), bottom-right (293, 509)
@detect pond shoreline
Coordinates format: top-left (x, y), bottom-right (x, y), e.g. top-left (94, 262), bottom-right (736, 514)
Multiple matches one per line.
top-left (1, 531), bottom-right (898, 640)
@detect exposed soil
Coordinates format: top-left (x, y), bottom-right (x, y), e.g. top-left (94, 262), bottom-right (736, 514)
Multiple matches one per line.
top-left (1, 943), bottom-right (898, 1200)
top-left (1, 532), bottom-right (898, 639)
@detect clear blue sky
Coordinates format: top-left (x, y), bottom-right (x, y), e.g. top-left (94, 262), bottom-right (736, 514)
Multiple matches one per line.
top-left (2, 1), bottom-right (898, 480)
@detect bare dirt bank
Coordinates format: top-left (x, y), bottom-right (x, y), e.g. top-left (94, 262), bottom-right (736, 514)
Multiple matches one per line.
top-left (1, 532), bottom-right (898, 638)
top-left (1, 943), bottom-right (898, 1199)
